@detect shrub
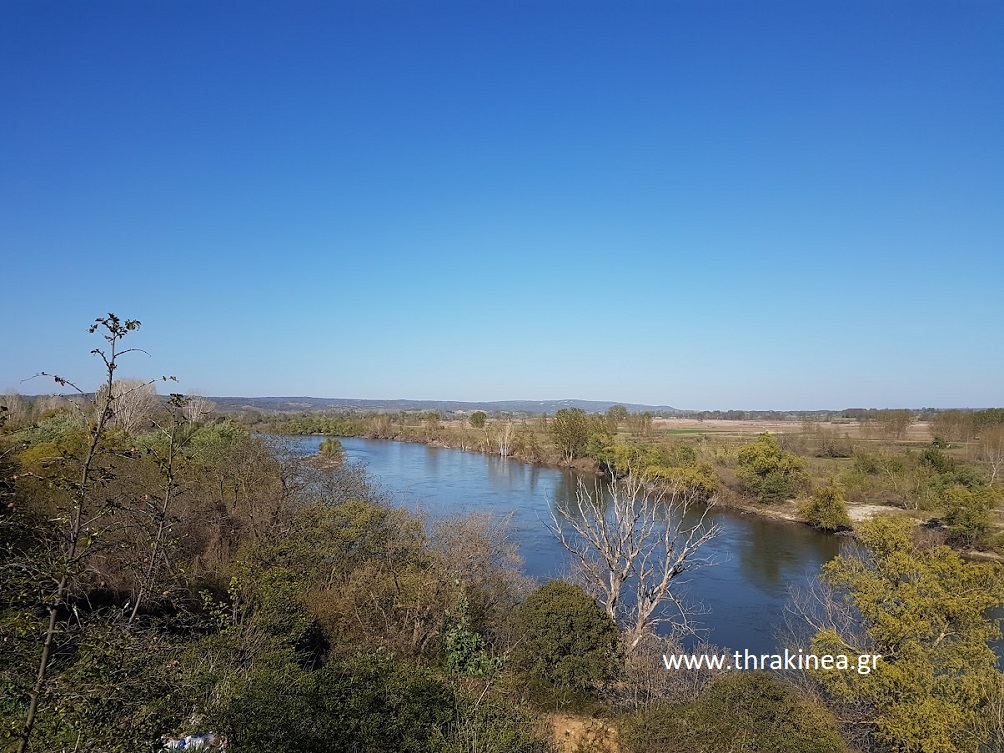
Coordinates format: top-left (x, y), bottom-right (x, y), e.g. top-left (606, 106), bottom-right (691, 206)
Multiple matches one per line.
top-left (216, 653), bottom-right (454, 753)
top-left (647, 463), bottom-right (719, 502)
top-left (941, 484), bottom-right (999, 548)
top-left (920, 447), bottom-right (954, 474)
top-left (619, 672), bottom-right (848, 753)
top-left (799, 485), bottom-right (852, 531)
top-left (511, 581), bottom-right (620, 693)
top-left (319, 437), bottom-right (344, 458)
top-left (735, 433), bottom-right (809, 504)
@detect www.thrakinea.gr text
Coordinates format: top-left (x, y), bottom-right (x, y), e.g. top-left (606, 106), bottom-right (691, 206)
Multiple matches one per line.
top-left (663, 649), bottom-right (882, 675)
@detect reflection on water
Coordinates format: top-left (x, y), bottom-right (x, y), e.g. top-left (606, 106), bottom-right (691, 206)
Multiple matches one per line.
top-left (737, 515), bottom-right (842, 596)
top-left (289, 436), bottom-right (844, 654)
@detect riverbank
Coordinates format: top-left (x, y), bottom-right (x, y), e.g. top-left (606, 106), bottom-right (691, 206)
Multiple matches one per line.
top-left (268, 413), bottom-right (1003, 558)
top-left (304, 431), bottom-right (848, 534)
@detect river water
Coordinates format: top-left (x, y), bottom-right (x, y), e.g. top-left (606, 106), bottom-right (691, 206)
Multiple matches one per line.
top-left (288, 435), bottom-right (845, 655)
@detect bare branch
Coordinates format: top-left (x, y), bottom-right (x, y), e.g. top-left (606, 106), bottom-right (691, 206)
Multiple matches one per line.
top-left (547, 472), bottom-right (721, 653)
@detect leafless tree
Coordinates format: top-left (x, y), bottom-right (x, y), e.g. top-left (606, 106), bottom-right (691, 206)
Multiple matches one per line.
top-left (1, 393), bottom-right (33, 428)
top-left (972, 426), bottom-right (1004, 486)
top-left (430, 511), bottom-right (533, 640)
top-left (616, 632), bottom-right (728, 710)
top-left (127, 394), bottom-right (194, 625)
top-left (33, 394), bottom-right (74, 414)
top-left (96, 377), bottom-right (160, 434)
top-left (181, 390), bottom-right (216, 423)
top-left (489, 415), bottom-right (517, 458)
top-left (547, 473), bottom-right (720, 653)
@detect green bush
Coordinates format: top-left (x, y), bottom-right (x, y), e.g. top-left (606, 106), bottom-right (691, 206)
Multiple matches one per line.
top-left (920, 447), bottom-right (954, 474)
top-left (216, 653), bottom-right (454, 753)
top-left (799, 485), bottom-right (852, 531)
top-left (941, 484), bottom-right (999, 547)
top-left (619, 672), bottom-right (848, 753)
top-left (550, 408), bottom-right (593, 461)
top-left (647, 463), bottom-right (719, 501)
top-left (213, 651), bottom-right (551, 753)
top-left (318, 437), bottom-right (344, 458)
top-left (511, 581), bottom-right (620, 693)
top-left (735, 433), bottom-right (810, 503)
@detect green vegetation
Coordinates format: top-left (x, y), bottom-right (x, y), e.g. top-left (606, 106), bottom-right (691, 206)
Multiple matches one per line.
top-left (197, 398), bottom-right (1004, 556)
top-left (0, 318), bottom-right (554, 753)
top-left (735, 432), bottom-right (810, 503)
top-left (799, 484), bottom-right (852, 531)
top-left (620, 672), bottom-right (849, 753)
top-left (318, 436), bottom-right (344, 458)
top-left (810, 517), bottom-right (1004, 753)
top-left (247, 412), bottom-right (368, 436)
top-left (511, 581), bottom-right (620, 693)
top-left (548, 407), bottom-right (595, 461)
top-left (223, 396), bottom-right (1004, 553)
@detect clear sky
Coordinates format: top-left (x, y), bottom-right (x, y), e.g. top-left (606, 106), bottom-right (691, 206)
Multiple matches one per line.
top-left (2, 1), bottom-right (1001, 409)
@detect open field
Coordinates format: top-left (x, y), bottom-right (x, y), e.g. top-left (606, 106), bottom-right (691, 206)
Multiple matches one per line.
top-left (653, 417), bottom-right (934, 442)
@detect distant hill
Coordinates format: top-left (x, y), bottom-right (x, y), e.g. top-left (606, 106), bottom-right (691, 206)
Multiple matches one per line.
top-left (210, 396), bottom-right (679, 415)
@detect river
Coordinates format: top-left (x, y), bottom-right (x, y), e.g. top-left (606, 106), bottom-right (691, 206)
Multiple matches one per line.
top-left (288, 435), bottom-right (845, 655)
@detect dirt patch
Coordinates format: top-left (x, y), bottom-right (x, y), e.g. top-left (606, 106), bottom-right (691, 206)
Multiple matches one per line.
top-left (721, 496), bottom-right (908, 529)
top-left (549, 714), bottom-right (620, 753)
top-left (846, 503), bottom-right (906, 524)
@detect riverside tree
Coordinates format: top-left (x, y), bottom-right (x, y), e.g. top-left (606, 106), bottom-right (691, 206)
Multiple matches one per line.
top-left (548, 473), bottom-right (720, 651)
top-left (804, 516), bottom-right (1004, 753)
top-left (550, 408), bottom-right (592, 461)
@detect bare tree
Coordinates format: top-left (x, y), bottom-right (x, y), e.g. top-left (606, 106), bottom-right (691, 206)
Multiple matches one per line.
top-left (127, 394), bottom-right (194, 625)
top-left (972, 425), bottom-right (1004, 486)
top-left (181, 390), bottom-right (216, 423)
top-left (617, 632), bottom-right (727, 710)
top-left (1, 393), bottom-right (33, 428)
top-left (96, 377), bottom-right (160, 434)
top-left (547, 473), bottom-right (720, 652)
top-left (488, 415), bottom-right (517, 458)
top-left (33, 394), bottom-right (74, 414)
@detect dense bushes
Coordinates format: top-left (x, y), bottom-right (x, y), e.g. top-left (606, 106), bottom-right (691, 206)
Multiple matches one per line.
top-left (4, 321), bottom-right (1001, 752)
top-left (799, 485), bottom-right (852, 531)
top-left (735, 433), bottom-right (810, 503)
top-left (810, 517), bottom-right (1004, 753)
top-left (511, 581), bottom-right (620, 693)
top-left (941, 484), bottom-right (1000, 547)
top-left (619, 672), bottom-right (848, 753)
top-left (0, 369), bottom-right (545, 752)
top-left (318, 436), bottom-right (344, 456)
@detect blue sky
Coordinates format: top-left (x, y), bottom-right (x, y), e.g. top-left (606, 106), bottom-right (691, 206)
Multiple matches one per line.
top-left (2, 1), bottom-right (1002, 409)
